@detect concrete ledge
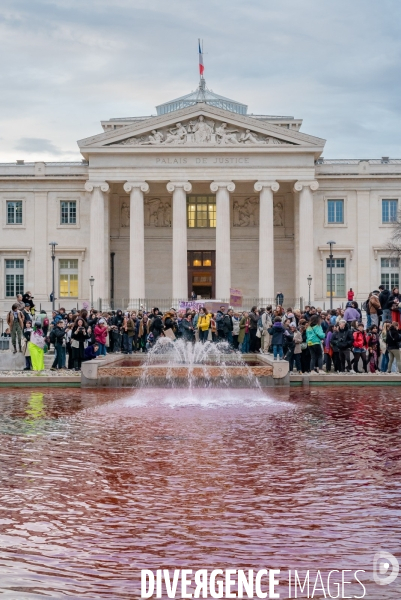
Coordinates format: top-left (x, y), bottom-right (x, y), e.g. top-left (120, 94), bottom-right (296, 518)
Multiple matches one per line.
top-left (290, 373), bottom-right (401, 386)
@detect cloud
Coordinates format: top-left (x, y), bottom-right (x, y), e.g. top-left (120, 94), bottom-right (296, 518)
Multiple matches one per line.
top-left (15, 137), bottom-right (64, 155)
top-left (0, 0), bottom-right (400, 160)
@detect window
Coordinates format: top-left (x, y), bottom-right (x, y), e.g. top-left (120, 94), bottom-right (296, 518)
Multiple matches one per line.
top-left (381, 258), bottom-right (399, 289)
top-left (382, 199), bottom-right (398, 223)
top-left (5, 259), bottom-right (24, 297)
top-left (187, 195), bottom-right (216, 228)
top-left (7, 201), bottom-right (22, 224)
top-left (327, 199), bottom-right (344, 224)
top-left (59, 259), bottom-right (78, 297)
top-left (326, 258), bottom-right (346, 297)
top-left (61, 201), bottom-right (77, 224)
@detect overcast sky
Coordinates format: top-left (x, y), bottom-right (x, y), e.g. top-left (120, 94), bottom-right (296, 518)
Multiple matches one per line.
top-left (1, 0), bottom-right (400, 162)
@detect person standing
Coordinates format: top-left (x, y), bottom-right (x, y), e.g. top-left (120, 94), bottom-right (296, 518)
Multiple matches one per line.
top-left (238, 311), bottom-right (250, 353)
top-left (367, 290), bottom-right (381, 327)
top-left (223, 309), bottom-right (234, 346)
top-left (50, 320), bottom-right (67, 370)
top-left (94, 319), bottom-right (108, 356)
top-left (22, 320), bottom-right (33, 370)
top-left (268, 316), bottom-right (285, 360)
top-left (379, 284), bottom-right (391, 323)
top-left (261, 306), bottom-right (273, 354)
top-left (388, 287), bottom-right (401, 325)
top-left (306, 315), bottom-right (325, 374)
top-left (276, 291), bottom-right (284, 307)
top-left (248, 306), bottom-right (259, 353)
top-left (352, 323), bottom-right (368, 373)
top-left (7, 303), bottom-right (24, 354)
top-left (71, 319), bottom-right (89, 370)
top-left (197, 307), bottom-right (211, 343)
top-left (29, 321), bottom-right (46, 371)
top-left (337, 320), bottom-right (354, 373)
top-left (215, 306), bottom-right (227, 341)
top-left (386, 322), bottom-right (401, 373)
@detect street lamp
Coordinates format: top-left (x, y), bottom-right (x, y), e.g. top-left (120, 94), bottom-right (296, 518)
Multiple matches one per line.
top-left (49, 242), bottom-right (58, 312)
top-left (89, 276), bottom-right (95, 308)
top-left (307, 275), bottom-right (312, 306)
top-left (327, 240), bottom-right (337, 310)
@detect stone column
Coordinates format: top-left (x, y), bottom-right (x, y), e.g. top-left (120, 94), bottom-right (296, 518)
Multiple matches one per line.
top-left (167, 181), bottom-right (192, 300)
top-left (123, 181), bottom-right (149, 302)
top-left (210, 181), bottom-right (235, 300)
top-left (293, 180), bottom-right (319, 303)
top-left (254, 181), bottom-right (280, 301)
top-left (34, 192), bottom-right (48, 300)
top-left (85, 181), bottom-right (109, 303)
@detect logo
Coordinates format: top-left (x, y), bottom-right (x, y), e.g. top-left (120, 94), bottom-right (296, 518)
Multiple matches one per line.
top-left (373, 551), bottom-right (399, 586)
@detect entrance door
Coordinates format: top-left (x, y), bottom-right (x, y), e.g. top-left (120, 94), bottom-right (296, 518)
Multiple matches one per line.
top-left (187, 251), bottom-right (215, 299)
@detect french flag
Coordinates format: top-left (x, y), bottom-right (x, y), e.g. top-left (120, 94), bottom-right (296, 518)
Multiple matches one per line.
top-left (198, 39), bottom-right (204, 77)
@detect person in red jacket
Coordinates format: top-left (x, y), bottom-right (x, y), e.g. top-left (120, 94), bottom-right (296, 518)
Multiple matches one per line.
top-left (94, 319), bottom-right (108, 356)
top-left (347, 288), bottom-right (355, 302)
top-left (352, 322), bottom-right (368, 373)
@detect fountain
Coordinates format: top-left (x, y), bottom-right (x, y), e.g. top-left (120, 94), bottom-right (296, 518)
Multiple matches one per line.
top-left (81, 338), bottom-right (289, 388)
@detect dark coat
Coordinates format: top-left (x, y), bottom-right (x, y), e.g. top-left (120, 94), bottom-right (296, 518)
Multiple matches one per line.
top-left (330, 331), bottom-right (340, 352)
top-left (180, 319), bottom-right (194, 341)
top-left (248, 311), bottom-right (259, 330)
top-left (386, 327), bottom-right (401, 350)
top-left (268, 322), bottom-right (285, 345)
top-left (222, 314), bottom-right (233, 334)
top-left (379, 289), bottom-right (391, 309)
top-left (337, 326), bottom-right (353, 350)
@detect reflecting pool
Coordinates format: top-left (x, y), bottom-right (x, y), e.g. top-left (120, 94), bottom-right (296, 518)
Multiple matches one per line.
top-left (0, 387), bottom-right (400, 598)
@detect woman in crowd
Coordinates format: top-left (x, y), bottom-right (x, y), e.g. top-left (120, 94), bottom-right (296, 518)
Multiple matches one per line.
top-left (352, 322), bottom-right (368, 373)
top-left (306, 315), bottom-right (325, 374)
top-left (238, 311), bottom-right (250, 353)
top-left (367, 325), bottom-right (380, 373)
top-left (94, 319), bottom-right (108, 356)
top-left (379, 321), bottom-right (391, 372)
top-left (386, 322), bottom-right (401, 373)
top-left (388, 287), bottom-right (401, 325)
top-left (197, 307), bottom-right (211, 343)
top-left (71, 318), bottom-right (89, 371)
top-left (29, 320), bottom-right (46, 371)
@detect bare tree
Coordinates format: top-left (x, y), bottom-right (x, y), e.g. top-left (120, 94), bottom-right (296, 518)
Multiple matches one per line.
top-left (386, 215), bottom-right (401, 258)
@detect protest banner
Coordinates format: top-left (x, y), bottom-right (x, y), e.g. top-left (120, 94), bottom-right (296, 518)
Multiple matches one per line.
top-left (229, 288), bottom-right (243, 308)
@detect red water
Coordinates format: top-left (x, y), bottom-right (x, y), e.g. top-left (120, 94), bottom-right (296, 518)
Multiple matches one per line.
top-left (0, 386), bottom-right (400, 598)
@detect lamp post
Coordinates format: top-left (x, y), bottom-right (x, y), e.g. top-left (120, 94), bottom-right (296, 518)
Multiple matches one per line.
top-left (89, 276), bottom-right (95, 308)
top-left (49, 242), bottom-right (58, 312)
top-left (327, 240), bottom-right (336, 310)
top-left (307, 275), bottom-right (312, 306)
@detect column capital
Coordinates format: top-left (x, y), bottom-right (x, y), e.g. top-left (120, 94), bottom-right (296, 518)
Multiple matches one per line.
top-left (293, 180), bottom-right (319, 193)
top-left (123, 181), bottom-right (149, 194)
top-left (210, 181), bottom-right (235, 193)
top-left (85, 181), bottom-right (109, 193)
top-left (254, 181), bottom-right (280, 193)
top-left (166, 181), bottom-right (192, 193)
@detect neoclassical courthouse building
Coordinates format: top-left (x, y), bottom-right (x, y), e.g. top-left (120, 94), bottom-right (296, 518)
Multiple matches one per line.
top-left (1, 79), bottom-right (400, 311)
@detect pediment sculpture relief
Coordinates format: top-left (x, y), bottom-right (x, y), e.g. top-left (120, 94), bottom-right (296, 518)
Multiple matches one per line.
top-left (233, 197), bottom-right (259, 227)
top-left (110, 116), bottom-right (295, 147)
top-left (144, 198), bottom-right (171, 227)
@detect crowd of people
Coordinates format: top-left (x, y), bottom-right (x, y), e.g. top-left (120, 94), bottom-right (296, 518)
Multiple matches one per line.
top-left (3, 284), bottom-right (401, 374)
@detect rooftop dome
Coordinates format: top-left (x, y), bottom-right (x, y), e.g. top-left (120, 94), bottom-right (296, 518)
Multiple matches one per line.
top-left (156, 78), bottom-right (248, 116)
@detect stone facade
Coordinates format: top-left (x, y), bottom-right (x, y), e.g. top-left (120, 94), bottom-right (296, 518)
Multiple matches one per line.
top-left (0, 98), bottom-right (400, 313)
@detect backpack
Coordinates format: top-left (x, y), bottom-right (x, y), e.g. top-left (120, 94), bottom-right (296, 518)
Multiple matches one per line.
top-left (43, 318), bottom-right (49, 328)
top-left (361, 299), bottom-right (369, 312)
top-left (49, 328), bottom-right (56, 344)
top-left (215, 312), bottom-right (225, 331)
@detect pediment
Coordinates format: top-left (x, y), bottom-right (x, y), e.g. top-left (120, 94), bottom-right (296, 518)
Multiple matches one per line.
top-left (77, 103), bottom-right (325, 152)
